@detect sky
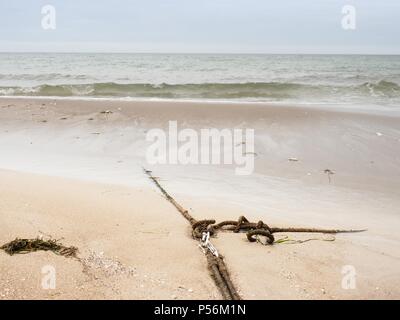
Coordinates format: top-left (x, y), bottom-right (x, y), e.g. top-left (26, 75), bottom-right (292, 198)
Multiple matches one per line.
top-left (0, 0), bottom-right (399, 54)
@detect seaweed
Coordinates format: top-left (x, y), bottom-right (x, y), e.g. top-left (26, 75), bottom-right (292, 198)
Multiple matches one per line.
top-left (1, 238), bottom-right (78, 258)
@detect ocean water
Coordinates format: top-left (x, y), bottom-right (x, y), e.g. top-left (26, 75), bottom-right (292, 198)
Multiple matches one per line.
top-left (1, 53), bottom-right (400, 107)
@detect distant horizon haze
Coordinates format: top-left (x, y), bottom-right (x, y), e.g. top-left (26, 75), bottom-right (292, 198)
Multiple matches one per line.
top-left (1, 0), bottom-right (399, 55)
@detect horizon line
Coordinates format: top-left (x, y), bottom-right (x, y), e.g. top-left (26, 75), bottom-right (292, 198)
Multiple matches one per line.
top-left (1, 51), bottom-right (400, 56)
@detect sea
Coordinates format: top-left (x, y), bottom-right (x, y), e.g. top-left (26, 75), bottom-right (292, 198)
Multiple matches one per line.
top-left (1, 53), bottom-right (400, 108)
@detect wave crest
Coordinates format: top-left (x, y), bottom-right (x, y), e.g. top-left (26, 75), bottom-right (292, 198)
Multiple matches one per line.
top-left (1, 81), bottom-right (399, 104)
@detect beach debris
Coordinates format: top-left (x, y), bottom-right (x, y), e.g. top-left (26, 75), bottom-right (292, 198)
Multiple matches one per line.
top-left (60, 117), bottom-right (68, 120)
top-left (376, 132), bottom-right (383, 137)
top-left (244, 152), bottom-right (258, 156)
top-left (100, 110), bottom-right (113, 114)
top-left (88, 118), bottom-right (94, 121)
top-left (80, 250), bottom-right (135, 278)
top-left (144, 167), bottom-right (366, 301)
top-left (192, 216), bottom-right (363, 245)
top-left (288, 157), bottom-right (299, 162)
top-left (0, 238), bottom-right (78, 258)
top-left (324, 169), bottom-right (335, 183)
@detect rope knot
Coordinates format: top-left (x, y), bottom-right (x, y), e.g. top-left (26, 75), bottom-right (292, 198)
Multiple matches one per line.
top-left (247, 229), bottom-right (275, 244)
top-left (192, 219), bottom-right (216, 239)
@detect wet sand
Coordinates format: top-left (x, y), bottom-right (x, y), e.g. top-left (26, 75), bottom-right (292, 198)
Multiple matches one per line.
top-left (0, 97), bottom-right (399, 299)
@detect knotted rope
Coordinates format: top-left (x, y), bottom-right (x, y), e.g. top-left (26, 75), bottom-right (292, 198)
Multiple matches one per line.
top-left (192, 216), bottom-right (365, 245)
top-left (143, 168), bottom-right (365, 300)
top-left (144, 168), bottom-right (241, 300)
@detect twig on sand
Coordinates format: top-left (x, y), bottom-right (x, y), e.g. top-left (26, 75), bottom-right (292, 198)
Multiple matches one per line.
top-left (324, 169), bottom-right (335, 183)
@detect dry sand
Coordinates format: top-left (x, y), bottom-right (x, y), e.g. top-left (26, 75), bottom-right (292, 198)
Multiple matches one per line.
top-left (0, 97), bottom-right (399, 299)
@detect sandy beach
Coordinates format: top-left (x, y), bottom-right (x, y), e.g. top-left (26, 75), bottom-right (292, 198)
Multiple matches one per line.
top-left (1, 97), bottom-right (400, 300)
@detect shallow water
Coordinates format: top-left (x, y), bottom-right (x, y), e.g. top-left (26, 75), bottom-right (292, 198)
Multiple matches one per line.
top-left (1, 53), bottom-right (400, 107)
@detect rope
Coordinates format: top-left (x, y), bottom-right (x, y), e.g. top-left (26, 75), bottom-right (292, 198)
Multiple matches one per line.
top-left (143, 168), bottom-right (366, 300)
top-left (144, 170), bottom-right (197, 226)
top-left (191, 215), bottom-right (365, 243)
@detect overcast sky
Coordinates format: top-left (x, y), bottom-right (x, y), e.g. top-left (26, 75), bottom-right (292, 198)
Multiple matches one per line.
top-left (0, 0), bottom-right (399, 54)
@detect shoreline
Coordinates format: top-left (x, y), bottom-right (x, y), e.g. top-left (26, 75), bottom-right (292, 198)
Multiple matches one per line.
top-left (1, 97), bottom-right (399, 299)
top-left (2, 96), bottom-right (399, 116)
